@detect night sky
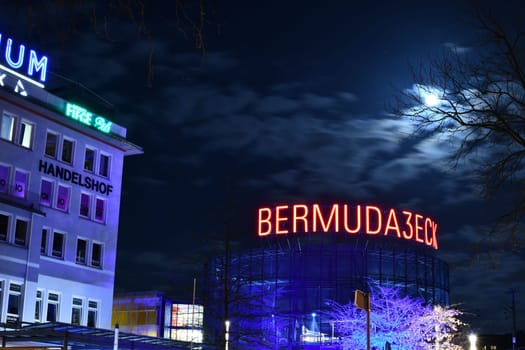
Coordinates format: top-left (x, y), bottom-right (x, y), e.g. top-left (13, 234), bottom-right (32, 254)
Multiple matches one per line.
top-left (2, 0), bottom-right (524, 335)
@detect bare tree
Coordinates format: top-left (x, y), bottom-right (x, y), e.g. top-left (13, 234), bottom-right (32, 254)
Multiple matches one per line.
top-left (393, 9), bottom-right (525, 249)
top-left (8, 0), bottom-right (215, 85)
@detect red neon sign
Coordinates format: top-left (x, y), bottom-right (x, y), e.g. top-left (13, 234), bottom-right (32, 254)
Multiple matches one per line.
top-left (257, 203), bottom-right (438, 250)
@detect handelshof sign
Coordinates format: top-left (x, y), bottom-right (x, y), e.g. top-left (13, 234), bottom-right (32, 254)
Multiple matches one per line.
top-left (0, 33), bottom-right (115, 135)
top-left (257, 203), bottom-right (439, 250)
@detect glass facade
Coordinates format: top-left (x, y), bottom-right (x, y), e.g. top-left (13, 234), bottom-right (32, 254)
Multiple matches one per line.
top-left (204, 237), bottom-right (449, 348)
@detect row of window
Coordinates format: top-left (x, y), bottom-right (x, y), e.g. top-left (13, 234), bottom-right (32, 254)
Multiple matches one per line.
top-left (45, 131), bottom-right (111, 178)
top-left (0, 212), bottom-right (103, 269)
top-left (0, 111), bottom-right (34, 149)
top-left (0, 163), bottom-right (107, 224)
top-left (0, 110), bottom-right (112, 179)
top-left (0, 281), bottom-right (99, 327)
top-left (41, 228), bottom-right (103, 269)
top-left (41, 178), bottom-right (107, 223)
top-left (0, 213), bottom-right (29, 247)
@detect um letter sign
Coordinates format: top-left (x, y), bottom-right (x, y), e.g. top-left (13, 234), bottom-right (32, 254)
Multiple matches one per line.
top-left (257, 203), bottom-right (439, 250)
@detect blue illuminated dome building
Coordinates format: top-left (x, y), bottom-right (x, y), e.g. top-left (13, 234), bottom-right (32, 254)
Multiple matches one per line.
top-left (204, 203), bottom-right (449, 349)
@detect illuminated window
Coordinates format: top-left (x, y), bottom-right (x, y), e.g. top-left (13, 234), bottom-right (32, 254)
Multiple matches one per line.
top-left (71, 297), bottom-right (83, 325)
top-left (0, 213), bottom-right (8, 241)
top-left (99, 153), bottom-right (110, 177)
top-left (45, 132), bottom-right (58, 157)
top-left (7, 283), bottom-right (22, 324)
top-left (91, 242), bottom-right (102, 268)
top-left (87, 300), bottom-right (98, 327)
top-left (61, 138), bottom-right (74, 164)
top-left (84, 148), bottom-right (95, 172)
top-left (46, 292), bottom-right (60, 322)
top-left (40, 228), bottom-right (48, 255)
top-left (13, 170), bottom-right (28, 198)
top-left (14, 218), bottom-right (28, 246)
top-left (52, 232), bottom-right (64, 258)
top-left (18, 120), bottom-right (33, 148)
top-left (40, 179), bottom-right (53, 206)
top-left (0, 112), bottom-right (16, 141)
top-left (80, 193), bottom-right (91, 218)
top-left (94, 198), bottom-right (106, 223)
top-left (76, 239), bottom-right (87, 265)
top-left (56, 185), bottom-right (70, 212)
top-left (0, 164), bottom-right (10, 193)
top-left (35, 290), bottom-right (43, 322)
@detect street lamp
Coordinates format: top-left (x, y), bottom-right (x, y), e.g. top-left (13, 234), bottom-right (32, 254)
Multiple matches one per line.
top-left (468, 333), bottom-right (477, 350)
top-left (225, 320), bottom-right (230, 350)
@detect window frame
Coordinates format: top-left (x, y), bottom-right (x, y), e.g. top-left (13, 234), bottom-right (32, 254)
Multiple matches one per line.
top-left (7, 282), bottom-right (22, 324)
top-left (13, 169), bottom-right (29, 199)
top-left (91, 242), bottom-right (103, 268)
top-left (14, 217), bottom-right (29, 246)
top-left (56, 184), bottom-right (71, 212)
top-left (44, 131), bottom-right (59, 158)
top-left (98, 153), bottom-right (110, 178)
top-left (0, 212), bottom-right (10, 242)
top-left (0, 163), bottom-right (10, 194)
top-left (71, 297), bottom-right (84, 326)
top-left (40, 178), bottom-right (54, 207)
top-left (0, 111), bottom-right (16, 142)
top-left (18, 119), bottom-right (34, 149)
top-left (61, 137), bottom-right (75, 164)
top-left (46, 292), bottom-right (60, 322)
top-left (87, 300), bottom-right (99, 327)
top-left (94, 197), bottom-right (106, 224)
top-left (40, 227), bottom-right (49, 255)
top-left (79, 192), bottom-right (92, 218)
top-left (84, 147), bottom-right (96, 172)
top-left (76, 238), bottom-right (88, 265)
top-left (51, 231), bottom-right (65, 259)
top-left (35, 289), bottom-right (43, 322)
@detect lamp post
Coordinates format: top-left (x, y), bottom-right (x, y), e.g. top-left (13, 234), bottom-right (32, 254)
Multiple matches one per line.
top-left (225, 320), bottom-right (230, 350)
top-left (468, 333), bottom-right (477, 350)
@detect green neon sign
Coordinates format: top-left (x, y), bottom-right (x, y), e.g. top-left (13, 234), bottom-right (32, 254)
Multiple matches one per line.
top-left (64, 102), bottom-right (112, 134)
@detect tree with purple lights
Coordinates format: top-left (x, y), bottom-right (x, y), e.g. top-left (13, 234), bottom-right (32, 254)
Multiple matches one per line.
top-left (326, 284), bottom-right (463, 349)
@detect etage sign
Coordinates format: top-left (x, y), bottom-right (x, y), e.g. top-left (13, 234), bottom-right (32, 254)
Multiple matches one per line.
top-left (258, 203), bottom-right (439, 250)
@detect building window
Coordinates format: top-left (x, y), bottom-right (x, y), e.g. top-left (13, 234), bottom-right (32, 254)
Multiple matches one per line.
top-left (0, 164), bottom-right (9, 193)
top-left (76, 239), bottom-right (87, 264)
top-left (61, 138), bottom-right (74, 164)
top-left (41, 228), bottom-right (48, 255)
top-left (13, 170), bottom-right (28, 198)
top-left (71, 297), bottom-right (83, 325)
top-left (0, 213), bottom-right (9, 241)
top-left (52, 232), bottom-right (65, 258)
top-left (14, 218), bottom-right (28, 246)
top-left (84, 148), bottom-right (95, 172)
top-left (99, 153), bottom-right (110, 177)
top-left (56, 185), bottom-right (70, 212)
top-left (91, 242), bottom-right (102, 268)
top-left (87, 300), bottom-right (98, 327)
top-left (0, 112), bottom-right (16, 142)
top-left (46, 292), bottom-right (60, 322)
top-left (40, 179), bottom-right (53, 206)
top-left (80, 193), bottom-right (91, 218)
top-left (7, 283), bottom-right (22, 324)
top-left (94, 198), bottom-right (106, 223)
top-left (45, 132), bottom-right (58, 158)
top-left (35, 290), bottom-right (43, 322)
top-left (18, 120), bottom-right (33, 149)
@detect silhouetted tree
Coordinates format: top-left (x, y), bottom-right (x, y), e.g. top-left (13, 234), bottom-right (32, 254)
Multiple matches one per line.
top-left (393, 8), bottom-right (525, 248)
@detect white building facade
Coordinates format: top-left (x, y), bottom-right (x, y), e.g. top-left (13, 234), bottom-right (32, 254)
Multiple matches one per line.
top-left (0, 38), bottom-right (142, 330)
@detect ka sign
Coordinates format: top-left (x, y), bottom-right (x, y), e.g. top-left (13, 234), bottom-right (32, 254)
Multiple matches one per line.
top-left (257, 203), bottom-right (439, 250)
